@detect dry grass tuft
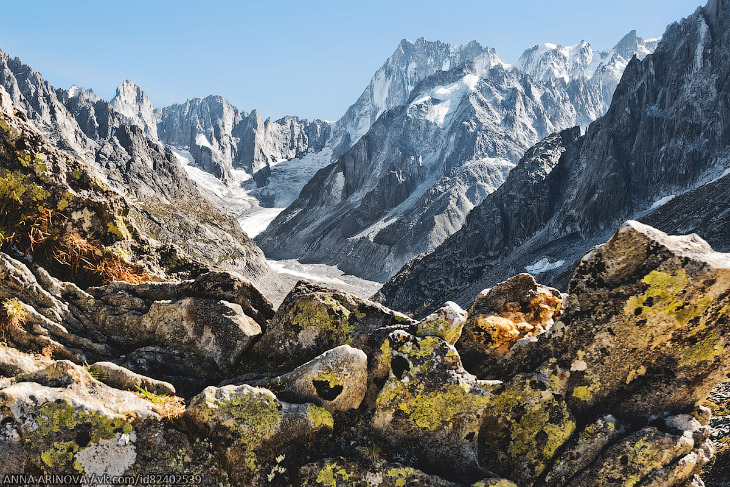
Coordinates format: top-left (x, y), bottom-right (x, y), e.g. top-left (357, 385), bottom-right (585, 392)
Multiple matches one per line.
top-left (134, 385), bottom-right (186, 420)
top-left (0, 297), bottom-right (26, 341)
top-left (53, 233), bottom-right (149, 286)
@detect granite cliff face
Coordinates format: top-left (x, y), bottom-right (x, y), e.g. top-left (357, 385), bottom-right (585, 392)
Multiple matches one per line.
top-left (377, 0), bottom-right (730, 315)
top-left (155, 96), bottom-right (331, 183)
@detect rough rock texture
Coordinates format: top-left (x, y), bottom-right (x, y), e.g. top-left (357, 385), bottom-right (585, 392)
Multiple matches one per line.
top-left (247, 345), bottom-right (368, 413)
top-left (252, 281), bottom-right (414, 371)
top-left (415, 301), bottom-right (468, 345)
top-left (457, 273), bottom-right (563, 379)
top-left (373, 330), bottom-right (493, 481)
top-left (377, 0), bottom-right (730, 317)
top-left (89, 361), bottom-right (176, 396)
top-left (1, 220), bottom-right (729, 486)
top-left (298, 457), bottom-right (470, 487)
top-left (186, 384), bottom-right (333, 482)
top-left (0, 247), bottom-right (271, 392)
top-left (703, 380), bottom-right (730, 486)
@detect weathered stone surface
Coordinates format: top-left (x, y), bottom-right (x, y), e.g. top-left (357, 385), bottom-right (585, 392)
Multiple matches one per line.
top-left (456, 273), bottom-right (563, 379)
top-left (248, 345), bottom-right (368, 413)
top-left (186, 384), bottom-right (333, 481)
top-left (298, 457), bottom-right (466, 487)
top-left (564, 414), bottom-right (714, 487)
top-left (373, 330), bottom-right (492, 482)
top-left (89, 361), bottom-right (175, 396)
top-left (479, 361), bottom-right (575, 484)
top-left (550, 221), bottom-right (730, 419)
top-left (544, 415), bottom-right (626, 487)
top-left (0, 250), bottom-right (267, 389)
top-left (0, 356), bottom-right (159, 476)
top-left (703, 379), bottom-right (730, 486)
top-left (253, 281), bottom-right (413, 371)
top-left (415, 301), bottom-right (467, 346)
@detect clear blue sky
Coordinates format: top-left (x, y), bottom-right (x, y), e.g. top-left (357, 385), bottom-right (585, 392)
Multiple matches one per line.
top-left (0, 0), bottom-right (701, 121)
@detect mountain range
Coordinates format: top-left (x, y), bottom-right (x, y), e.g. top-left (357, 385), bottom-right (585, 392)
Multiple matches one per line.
top-left (258, 31), bottom-right (660, 281)
top-left (376, 0), bottom-right (730, 316)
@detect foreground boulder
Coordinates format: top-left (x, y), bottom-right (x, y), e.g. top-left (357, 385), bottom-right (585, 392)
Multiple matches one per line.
top-left (0, 250), bottom-right (272, 391)
top-left (456, 273), bottom-right (563, 379)
top-left (550, 221), bottom-right (730, 419)
top-left (245, 345), bottom-right (368, 413)
top-left (373, 330), bottom-right (493, 482)
top-left (253, 281), bottom-right (413, 371)
top-left (187, 384), bottom-right (333, 482)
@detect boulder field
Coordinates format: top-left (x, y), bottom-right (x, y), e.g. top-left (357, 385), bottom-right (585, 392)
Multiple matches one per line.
top-left (1, 221), bottom-right (730, 487)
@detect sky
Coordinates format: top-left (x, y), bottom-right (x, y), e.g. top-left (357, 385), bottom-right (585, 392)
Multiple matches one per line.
top-left (0, 0), bottom-right (702, 121)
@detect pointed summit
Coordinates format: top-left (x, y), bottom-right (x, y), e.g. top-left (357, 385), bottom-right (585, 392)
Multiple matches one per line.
top-left (110, 80), bottom-right (158, 140)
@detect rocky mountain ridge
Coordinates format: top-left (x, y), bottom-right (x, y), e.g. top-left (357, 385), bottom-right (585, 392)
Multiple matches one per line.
top-left (376, 0), bottom-right (730, 317)
top-left (0, 49), bottom-right (289, 302)
top-left (256, 32), bottom-right (658, 282)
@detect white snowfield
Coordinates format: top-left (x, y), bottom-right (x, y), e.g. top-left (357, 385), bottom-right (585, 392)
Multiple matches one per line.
top-left (525, 258), bottom-right (566, 275)
top-left (170, 146), bottom-right (332, 238)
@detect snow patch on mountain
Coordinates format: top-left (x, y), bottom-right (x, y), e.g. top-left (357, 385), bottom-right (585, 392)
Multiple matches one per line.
top-left (525, 258), bottom-right (566, 275)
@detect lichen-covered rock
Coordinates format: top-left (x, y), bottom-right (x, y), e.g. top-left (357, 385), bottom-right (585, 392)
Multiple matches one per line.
top-left (456, 274), bottom-right (562, 379)
top-left (298, 457), bottom-right (466, 486)
top-left (703, 379), bottom-right (730, 486)
top-left (0, 357), bottom-right (158, 476)
top-left (373, 330), bottom-right (492, 482)
top-left (253, 281), bottom-right (414, 370)
top-left (550, 221), bottom-right (730, 418)
top-left (249, 345), bottom-right (368, 413)
top-left (89, 361), bottom-right (176, 396)
top-left (543, 415), bottom-right (626, 487)
top-left (415, 301), bottom-right (467, 345)
top-left (564, 414), bottom-right (714, 487)
top-left (186, 384), bottom-right (333, 481)
top-left (479, 361), bottom-right (576, 484)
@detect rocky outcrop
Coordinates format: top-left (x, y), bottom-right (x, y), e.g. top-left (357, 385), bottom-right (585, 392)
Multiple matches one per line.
top-left (1, 221), bottom-right (729, 485)
top-left (110, 80), bottom-right (158, 140)
top-left (156, 96), bottom-right (331, 182)
top-left (252, 281), bottom-right (413, 371)
top-left (0, 50), bottom-right (287, 303)
top-left (377, 0), bottom-right (730, 316)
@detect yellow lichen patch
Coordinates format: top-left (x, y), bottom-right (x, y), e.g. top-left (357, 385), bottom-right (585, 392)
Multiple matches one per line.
top-left (32, 401), bottom-right (134, 441)
top-left (307, 404), bottom-right (334, 429)
top-left (572, 386), bottom-right (592, 401)
top-left (315, 461), bottom-right (353, 487)
top-left (290, 295), bottom-right (353, 346)
top-left (680, 330), bottom-right (723, 366)
top-left (107, 215), bottom-right (132, 240)
top-left (393, 383), bottom-right (491, 432)
top-left (314, 370), bottom-right (341, 388)
top-left (416, 315), bottom-right (463, 345)
top-left (56, 191), bottom-right (73, 211)
top-left (486, 370), bottom-right (576, 480)
top-left (386, 467), bottom-right (416, 487)
top-left (208, 390), bottom-right (281, 470)
top-left (40, 440), bottom-right (79, 468)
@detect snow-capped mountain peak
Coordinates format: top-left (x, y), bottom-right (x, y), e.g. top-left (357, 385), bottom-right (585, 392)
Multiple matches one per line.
top-left (515, 31), bottom-right (659, 84)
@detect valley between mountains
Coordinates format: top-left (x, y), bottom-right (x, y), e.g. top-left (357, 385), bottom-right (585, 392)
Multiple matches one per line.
top-left (1, 1), bottom-right (730, 486)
